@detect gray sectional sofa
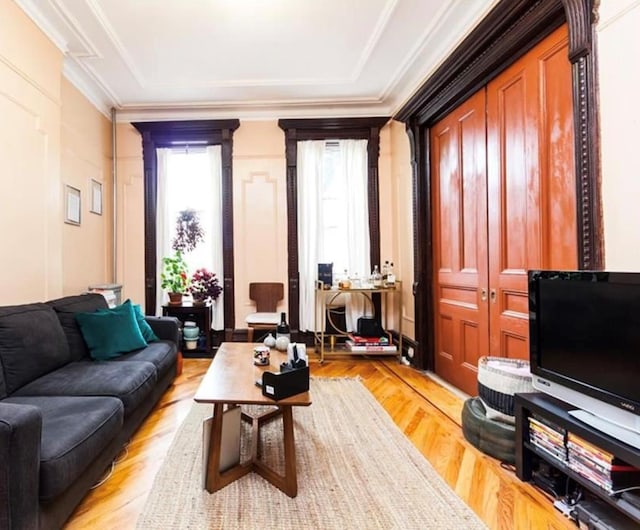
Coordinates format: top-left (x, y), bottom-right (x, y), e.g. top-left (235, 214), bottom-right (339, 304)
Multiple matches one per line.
top-left (0, 293), bottom-right (180, 530)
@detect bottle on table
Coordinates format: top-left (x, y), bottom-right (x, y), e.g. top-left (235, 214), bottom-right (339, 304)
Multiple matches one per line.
top-left (371, 265), bottom-right (383, 288)
top-left (276, 312), bottom-right (290, 341)
top-left (386, 262), bottom-right (396, 287)
top-left (339, 269), bottom-right (351, 289)
top-left (382, 261), bottom-right (390, 284)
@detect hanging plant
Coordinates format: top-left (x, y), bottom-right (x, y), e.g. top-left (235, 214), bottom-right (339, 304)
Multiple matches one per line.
top-left (172, 209), bottom-right (205, 253)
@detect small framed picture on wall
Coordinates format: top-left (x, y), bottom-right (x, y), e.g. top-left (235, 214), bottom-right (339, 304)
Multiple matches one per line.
top-left (64, 185), bottom-right (81, 226)
top-left (90, 179), bottom-right (102, 215)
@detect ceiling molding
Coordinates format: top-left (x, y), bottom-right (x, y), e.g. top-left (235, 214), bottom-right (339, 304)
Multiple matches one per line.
top-left (62, 60), bottom-right (113, 118)
top-left (14, 0), bottom-right (501, 120)
top-left (14, 0), bottom-right (69, 53)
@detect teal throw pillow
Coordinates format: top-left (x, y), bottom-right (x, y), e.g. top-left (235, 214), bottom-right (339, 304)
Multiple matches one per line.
top-left (76, 300), bottom-right (147, 360)
top-left (132, 303), bottom-right (159, 342)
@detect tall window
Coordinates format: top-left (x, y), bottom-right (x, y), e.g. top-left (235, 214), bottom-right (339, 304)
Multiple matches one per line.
top-left (297, 139), bottom-right (370, 331)
top-left (319, 142), bottom-right (348, 272)
top-left (156, 146), bottom-right (224, 329)
top-left (279, 117), bottom-right (388, 337)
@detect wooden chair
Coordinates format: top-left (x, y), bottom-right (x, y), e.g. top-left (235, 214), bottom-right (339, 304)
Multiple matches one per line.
top-left (245, 282), bottom-right (284, 342)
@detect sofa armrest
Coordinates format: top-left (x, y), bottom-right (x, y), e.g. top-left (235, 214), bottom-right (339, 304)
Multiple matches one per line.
top-left (0, 402), bottom-right (41, 530)
top-left (146, 316), bottom-right (180, 345)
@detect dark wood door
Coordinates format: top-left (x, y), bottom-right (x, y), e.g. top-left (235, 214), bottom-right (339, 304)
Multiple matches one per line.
top-left (431, 26), bottom-right (577, 396)
top-left (431, 90), bottom-right (489, 393)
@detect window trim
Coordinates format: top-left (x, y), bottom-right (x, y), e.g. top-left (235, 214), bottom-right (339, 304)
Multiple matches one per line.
top-left (278, 117), bottom-right (389, 337)
top-left (132, 119), bottom-right (239, 341)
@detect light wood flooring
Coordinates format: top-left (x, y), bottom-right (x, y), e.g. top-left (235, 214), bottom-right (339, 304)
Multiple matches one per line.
top-left (63, 353), bottom-right (575, 530)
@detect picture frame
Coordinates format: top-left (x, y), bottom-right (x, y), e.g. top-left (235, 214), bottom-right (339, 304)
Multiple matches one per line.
top-left (64, 185), bottom-right (81, 226)
top-left (90, 179), bottom-right (103, 215)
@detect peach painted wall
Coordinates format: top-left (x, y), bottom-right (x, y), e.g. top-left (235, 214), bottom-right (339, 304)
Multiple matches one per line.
top-left (0, 1), bottom-right (113, 304)
top-left (387, 120), bottom-right (415, 341)
top-left (0, 0), bottom-right (63, 303)
top-left (233, 121), bottom-right (288, 329)
top-left (61, 79), bottom-right (113, 295)
top-left (115, 123), bottom-right (145, 305)
top-left (597, 0), bottom-right (640, 270)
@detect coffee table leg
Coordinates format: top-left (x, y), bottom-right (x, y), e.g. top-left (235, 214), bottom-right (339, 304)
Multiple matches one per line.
top-left (281, 406), bottom-right (298, 497)
top-left (205, 403), bottom-right (225, 492)
top-left (252, 405), bottom-right (298, 497)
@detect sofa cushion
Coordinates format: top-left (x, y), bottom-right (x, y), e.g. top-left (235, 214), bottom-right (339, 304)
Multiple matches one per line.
top-left (132, 303), bottom-right (159, 342)
top-left (47, 294), bottom-right (109, 361)
top-left (12, 360), bottom-right (157, 416)
top-left (76, 300), bottom-right (147, 360)
top-left (0, 304), bottom-right (71, 398)
top-left (115, 341), bottom-right (177, 379)
top-left (3, 395), bottom-right (123, 501)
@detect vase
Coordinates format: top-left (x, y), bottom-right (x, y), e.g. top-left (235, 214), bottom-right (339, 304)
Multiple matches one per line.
top-left (183, 325), bottom-right (200, 340)
top-left (192, 293), bottom-right (207, 306)
top-left (168, 292), bottom-right (183, 305)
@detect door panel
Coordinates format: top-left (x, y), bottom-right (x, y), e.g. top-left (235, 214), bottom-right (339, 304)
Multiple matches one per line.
top-left (487, 62), bottom-right (538, 358)
top-left (487, 26), bottom-right (575, 360)
top-left (431, 90), bottom-right (488, 392)
top-left (538, 29), bottom-right (578, 269)
top-left (431, 25), bottom-right (577, 395)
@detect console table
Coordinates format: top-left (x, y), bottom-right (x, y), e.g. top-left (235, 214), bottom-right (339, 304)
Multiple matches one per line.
top-left (162, 302), bottom-right (212, 356)
top-left (314, 281), bottom-right (402, 362)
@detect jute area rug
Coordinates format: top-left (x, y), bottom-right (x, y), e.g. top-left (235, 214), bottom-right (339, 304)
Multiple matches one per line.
top-left (137, 378), bottom-right (486, 529)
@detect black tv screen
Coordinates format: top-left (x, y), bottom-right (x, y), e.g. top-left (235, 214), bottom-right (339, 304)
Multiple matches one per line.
top-left (529, 271), bottom-right (640, 410)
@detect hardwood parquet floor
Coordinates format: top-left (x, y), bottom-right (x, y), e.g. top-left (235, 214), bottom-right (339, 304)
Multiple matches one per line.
top-left (63, 353), bottom-right (574, 530)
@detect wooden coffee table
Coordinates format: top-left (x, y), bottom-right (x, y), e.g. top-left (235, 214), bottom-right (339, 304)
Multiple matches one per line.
top-left (194, 342), bottom-right (311, 497)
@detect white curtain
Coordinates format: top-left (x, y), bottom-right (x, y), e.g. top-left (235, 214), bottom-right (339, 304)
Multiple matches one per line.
top-left (297, 139), bottom-right (370, 332)
top-left (156, 148), bottom-right (171, 316)
top-left (340, 139), bottom-right (370, 330)
top-left (297, 141), bottom-right (324, 331)
top-left (155, 146), bottom-right (224, 330)
top-left (206, 145), bottom-right (224, 330)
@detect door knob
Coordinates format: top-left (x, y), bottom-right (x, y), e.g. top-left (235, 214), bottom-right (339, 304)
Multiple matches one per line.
top-left (480, 288), bottom-right (487, 301)
top-left (490, 289), bottom-right (497, 303)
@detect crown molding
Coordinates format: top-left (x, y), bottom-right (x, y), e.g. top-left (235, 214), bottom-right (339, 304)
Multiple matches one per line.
top-left (14, 0), bottom-right (69, 53)
top-left (62, 60), bottom-right (113, 118)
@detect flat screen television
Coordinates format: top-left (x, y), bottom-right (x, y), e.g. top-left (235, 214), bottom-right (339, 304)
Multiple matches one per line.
top-left (529, 270), bottom-right (640, 447)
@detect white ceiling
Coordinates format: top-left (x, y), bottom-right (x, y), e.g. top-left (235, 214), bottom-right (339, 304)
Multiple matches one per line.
top-left (15, 0), bottom-right (499, 121)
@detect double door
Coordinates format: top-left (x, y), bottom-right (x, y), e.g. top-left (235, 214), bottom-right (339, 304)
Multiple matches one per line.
top-left (431, 26), bottom-right (578, 396)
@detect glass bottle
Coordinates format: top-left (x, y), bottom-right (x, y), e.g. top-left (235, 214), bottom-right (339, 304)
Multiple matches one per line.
top-left (339, 269), bottom-right (351, 289)
top-left (372, 265), bottom-right (383, 288)
top-left (382, 261), bottom-right (390, 283)
top-left (386, 262), bottom-right (396, 287)
top-left (276, 312), bottom-right (290, 340)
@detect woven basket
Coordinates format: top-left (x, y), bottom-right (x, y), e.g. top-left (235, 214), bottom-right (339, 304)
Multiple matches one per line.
top-left (477, 356), bottom-right (534, 425)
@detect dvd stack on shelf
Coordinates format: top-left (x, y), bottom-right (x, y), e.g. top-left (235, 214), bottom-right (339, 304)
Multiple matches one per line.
top-left (528, 414), bottom-right (567, 464)
top-left (567, 433), bottom-right (640, 493)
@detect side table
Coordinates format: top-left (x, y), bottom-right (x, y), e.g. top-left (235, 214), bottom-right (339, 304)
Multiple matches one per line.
top-left (162, 302), bottom-right (212, 356)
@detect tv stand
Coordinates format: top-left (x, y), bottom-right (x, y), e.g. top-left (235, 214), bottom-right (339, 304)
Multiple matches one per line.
top-left (515, 392), bottom-right (640, 525)
top-left (568, 409), bottom-right (640, 450)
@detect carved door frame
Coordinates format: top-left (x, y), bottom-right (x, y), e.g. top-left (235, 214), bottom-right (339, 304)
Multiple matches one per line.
top-left (394, 0), bottom-right (602, 370)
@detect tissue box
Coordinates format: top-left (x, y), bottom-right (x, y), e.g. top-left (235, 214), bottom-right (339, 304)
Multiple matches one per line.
top-left (262, 366), bottom-right (309, 401)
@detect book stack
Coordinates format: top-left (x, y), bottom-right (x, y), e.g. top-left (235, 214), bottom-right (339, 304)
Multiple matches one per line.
top-left (528, 414), bottom-right (567, 463)
top-left (567, 432), bottom-right (640, 493)
top-left (345, 333), bottom-right (397, 353)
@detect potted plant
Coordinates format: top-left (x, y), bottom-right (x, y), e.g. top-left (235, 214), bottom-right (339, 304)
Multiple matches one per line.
top-left (161, 251), bottom-right (190, 304)
top-left (189, 268), bottom-right (223, 305)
